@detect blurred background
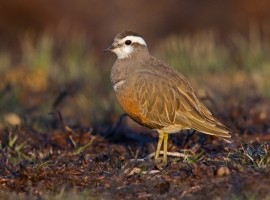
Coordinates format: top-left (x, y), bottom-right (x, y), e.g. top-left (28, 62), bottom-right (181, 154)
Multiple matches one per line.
top-left (1, 0), bottom-right (270, 128)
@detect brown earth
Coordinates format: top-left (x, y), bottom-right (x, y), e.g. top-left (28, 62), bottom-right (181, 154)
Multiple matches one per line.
top-left (0, 96), bottom-right (269, 199)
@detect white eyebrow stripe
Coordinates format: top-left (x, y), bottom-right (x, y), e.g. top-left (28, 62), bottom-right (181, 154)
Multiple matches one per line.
top-left (120, 36), bottom-right (147, 46)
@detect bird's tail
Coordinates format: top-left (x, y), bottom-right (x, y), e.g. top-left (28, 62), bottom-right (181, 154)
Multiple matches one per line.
top-left (190, 116), bottom-right (232, 143)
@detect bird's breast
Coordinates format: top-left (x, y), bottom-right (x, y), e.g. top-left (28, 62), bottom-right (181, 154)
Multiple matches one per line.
top-left (114, 81), bottom-right (162, 129)
top-left (114, 82), bottom-right (140, 118)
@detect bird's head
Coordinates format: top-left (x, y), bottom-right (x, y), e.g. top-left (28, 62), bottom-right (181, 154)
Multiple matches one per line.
top-left (104, 31), bottom-right (147, 59)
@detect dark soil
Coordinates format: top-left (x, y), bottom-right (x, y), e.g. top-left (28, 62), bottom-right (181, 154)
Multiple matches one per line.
top-left (0, 97), bottom-right (269, 199)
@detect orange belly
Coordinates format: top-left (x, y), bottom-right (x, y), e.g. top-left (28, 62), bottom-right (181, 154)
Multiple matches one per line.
top-left (115, 91), bottom-right (162, 129)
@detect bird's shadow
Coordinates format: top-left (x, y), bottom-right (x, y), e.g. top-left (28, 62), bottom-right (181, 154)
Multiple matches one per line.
top-left (93, 114), bottom-right (208, 159)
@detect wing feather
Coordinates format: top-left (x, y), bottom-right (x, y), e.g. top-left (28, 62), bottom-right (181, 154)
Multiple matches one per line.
top-left (132, 59), bottom-right (230, 138)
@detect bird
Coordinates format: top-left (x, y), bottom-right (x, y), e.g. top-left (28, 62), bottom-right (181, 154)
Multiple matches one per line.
top-left (105, 30), bottom-right (231, 166)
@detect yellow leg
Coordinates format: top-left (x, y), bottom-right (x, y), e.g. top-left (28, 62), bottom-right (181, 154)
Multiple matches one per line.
top-left (155, 131), bottom-right (164, 161)
top-left (163, 133), bottom-right (168, 164)
top-left (154, 131), bottom-right (169, 165)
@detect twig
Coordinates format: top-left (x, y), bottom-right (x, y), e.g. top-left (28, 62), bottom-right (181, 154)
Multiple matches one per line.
top-left (130, 151), bottom-right (191, 162)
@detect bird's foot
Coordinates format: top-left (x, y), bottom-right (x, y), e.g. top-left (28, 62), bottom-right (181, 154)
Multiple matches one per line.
top-left (153, 151), bottom-right (190, 169)
top-left (154, 158), bottom-right (167, 170)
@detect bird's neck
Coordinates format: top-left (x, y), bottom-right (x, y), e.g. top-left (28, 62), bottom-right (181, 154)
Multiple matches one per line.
top-left (110, 48), bottom-right (149, 85)
top-left (110, 58), bottom-right (129, 86)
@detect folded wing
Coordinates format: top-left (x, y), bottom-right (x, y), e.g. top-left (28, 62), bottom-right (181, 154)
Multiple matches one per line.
top-left (134, 69), bottom-right (231, 139)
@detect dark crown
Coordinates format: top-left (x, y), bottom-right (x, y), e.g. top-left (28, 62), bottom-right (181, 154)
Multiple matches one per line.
top-left (115, 31), bottom-right (142, 40)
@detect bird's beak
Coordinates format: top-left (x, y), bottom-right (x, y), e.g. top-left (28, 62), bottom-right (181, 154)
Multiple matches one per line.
top-left (103, 42), bottom-right (117, 52)
top-left (103, 46), bottom-right (113, 52)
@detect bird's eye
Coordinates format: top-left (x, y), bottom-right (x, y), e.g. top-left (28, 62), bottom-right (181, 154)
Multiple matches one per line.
top-left (125, 40), bottom-right (132, 45)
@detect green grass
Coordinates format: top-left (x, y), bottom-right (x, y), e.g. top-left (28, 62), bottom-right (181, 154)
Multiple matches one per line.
top-left (156, 30), bottom-right (270, 98)
top-left (0, 33), bottom-right (117, 127)
top-left (0, 29), bottom-right (270, 128)
top-left (155, 31), bottom-right (229, 74)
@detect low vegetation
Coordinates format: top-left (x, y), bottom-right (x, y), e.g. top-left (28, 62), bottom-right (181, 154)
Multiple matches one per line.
top-left (0, 30), bottom-right (269, 199)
